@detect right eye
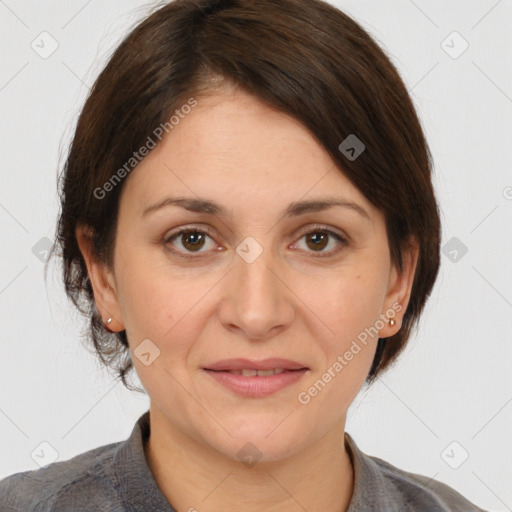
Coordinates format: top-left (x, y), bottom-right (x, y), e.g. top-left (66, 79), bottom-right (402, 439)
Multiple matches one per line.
top-left (164, 227), bottom-right (219, 259)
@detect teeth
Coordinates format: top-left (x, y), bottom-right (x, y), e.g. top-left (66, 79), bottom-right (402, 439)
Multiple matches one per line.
top-left (226, 368), bottom-right (286, 376)
top-left (256, 369), bottom-right (275, 376)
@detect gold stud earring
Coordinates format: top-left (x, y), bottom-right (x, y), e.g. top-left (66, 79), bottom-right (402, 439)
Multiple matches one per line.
top-left (389, 318), bottom-right (396, 327)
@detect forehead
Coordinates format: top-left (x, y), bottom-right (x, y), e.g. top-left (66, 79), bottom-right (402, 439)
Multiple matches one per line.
top-left (120, 88), bottom-right (376, 220)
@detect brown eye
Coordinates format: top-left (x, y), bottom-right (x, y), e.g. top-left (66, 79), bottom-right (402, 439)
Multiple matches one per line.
top-left (293, 226), bottom-right (348, 258)
top-left (180, 231), bottom-right (206, 251)
top-left (165, 227), bottom-right (217, 258)
top-left (305, 231), bottom-right (329, 251)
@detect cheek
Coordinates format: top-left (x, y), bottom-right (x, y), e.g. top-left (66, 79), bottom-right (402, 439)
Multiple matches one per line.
top-left (322, 268), bottom-right (389, 340)
top-left (300, 276), bottom-right (386, 414)
top-left (310, 262), bottom-right (390, 389)
top-left (114, 247), bottom-right (173, 338)
top-left (114, 248), bottom-right (216, 359)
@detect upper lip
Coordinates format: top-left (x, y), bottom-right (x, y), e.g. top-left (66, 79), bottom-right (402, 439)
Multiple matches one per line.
top-left (204, 358), bottom-right (308, 371)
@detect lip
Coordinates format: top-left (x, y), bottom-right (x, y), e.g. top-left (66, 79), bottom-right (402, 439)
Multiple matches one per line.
top-left (204, 357), bottom-right (308, 372)
top-left (203, 367), bottom-right (309, 398)
top-left (202, 358), bottom-right (309, 398)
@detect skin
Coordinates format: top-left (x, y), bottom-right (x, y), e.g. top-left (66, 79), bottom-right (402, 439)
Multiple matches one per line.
top-left (77, 84), bottom-right (418, 512)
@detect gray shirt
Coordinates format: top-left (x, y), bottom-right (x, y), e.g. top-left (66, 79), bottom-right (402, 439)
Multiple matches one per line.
top-left (0, 411), bottom-right (487, 511)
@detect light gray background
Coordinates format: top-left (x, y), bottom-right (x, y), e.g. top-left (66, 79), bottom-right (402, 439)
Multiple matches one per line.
top-left (0, 1), bottom-right (511, 510)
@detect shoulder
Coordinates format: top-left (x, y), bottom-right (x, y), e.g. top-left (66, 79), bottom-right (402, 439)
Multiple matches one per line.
top-left (344, 433), bottom-right (488, 512)
top-left (0, 440), bottom-right (122, 512)
top-left (368, 454), bottom-right (488, 512)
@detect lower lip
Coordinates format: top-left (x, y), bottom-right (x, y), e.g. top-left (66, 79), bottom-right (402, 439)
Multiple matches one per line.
top-left (203, 369), bottom-right (308, 398)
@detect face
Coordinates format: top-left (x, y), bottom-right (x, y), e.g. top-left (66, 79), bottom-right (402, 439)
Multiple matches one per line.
top-left (78, 86), bottom-right (417, 463)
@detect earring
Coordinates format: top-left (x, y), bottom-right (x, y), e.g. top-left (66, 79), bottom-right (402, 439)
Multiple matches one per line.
top-left (106, 318), bottom-right (112, 325)
top-left (389, 318), bottom-right (396, 327)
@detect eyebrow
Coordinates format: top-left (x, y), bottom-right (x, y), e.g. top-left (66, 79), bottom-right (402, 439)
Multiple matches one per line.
top-left (142, 196), bottom-right (371, 221)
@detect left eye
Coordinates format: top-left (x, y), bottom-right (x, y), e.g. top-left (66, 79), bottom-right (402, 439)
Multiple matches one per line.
top-left (293, 227), bottom-right (347, 257)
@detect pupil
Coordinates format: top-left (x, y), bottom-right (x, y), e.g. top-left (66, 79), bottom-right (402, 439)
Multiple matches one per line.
top-left (184, 231), bottom-right (204, 250)
top-left (308, 232), bottom-right (327, 251)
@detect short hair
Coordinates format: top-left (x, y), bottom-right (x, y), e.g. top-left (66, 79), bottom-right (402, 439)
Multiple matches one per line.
top-left (52, 0), bottom-right (441, 392)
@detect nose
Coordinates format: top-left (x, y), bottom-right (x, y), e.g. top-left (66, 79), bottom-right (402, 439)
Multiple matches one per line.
top-left (218, 241), bottom-right (295, 340)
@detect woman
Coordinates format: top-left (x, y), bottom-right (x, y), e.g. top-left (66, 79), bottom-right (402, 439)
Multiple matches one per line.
top-left (0, 0), bottom-right (488, 510)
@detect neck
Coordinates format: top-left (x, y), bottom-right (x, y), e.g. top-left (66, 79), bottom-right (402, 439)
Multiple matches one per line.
top-left (144, 407), bottom-right (355, 512)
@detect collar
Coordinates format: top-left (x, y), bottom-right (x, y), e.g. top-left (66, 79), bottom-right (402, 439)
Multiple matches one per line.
top-left (111, 410), bottom-right (395, 512)
top-left (112, 410), bottom-right (176, 512)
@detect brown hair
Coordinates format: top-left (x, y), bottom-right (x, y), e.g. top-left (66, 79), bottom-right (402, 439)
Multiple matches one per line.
top-left (51, 0), bottom-right (441, 391)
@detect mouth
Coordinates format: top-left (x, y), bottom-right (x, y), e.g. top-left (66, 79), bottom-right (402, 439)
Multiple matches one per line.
top-left (206, 368), bottom-right (297, 376)
top-left (202, 358), bottom-right (309, 398)
top-left (203, 357), bottom-right (308, 372)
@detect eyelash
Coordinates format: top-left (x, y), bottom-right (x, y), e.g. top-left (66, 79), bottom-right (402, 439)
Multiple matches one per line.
top-left (163, 223), bottom-right (348, 260)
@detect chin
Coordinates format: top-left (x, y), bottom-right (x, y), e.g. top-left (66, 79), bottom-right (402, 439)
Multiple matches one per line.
top-left (206, 418), bottom-right (311, 465)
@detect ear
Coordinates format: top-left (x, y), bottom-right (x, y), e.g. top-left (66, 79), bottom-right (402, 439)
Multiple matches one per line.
top-left (75, 224), bottom-right (124, 332)
top-left (379, 237), bottom-right (419, 338)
